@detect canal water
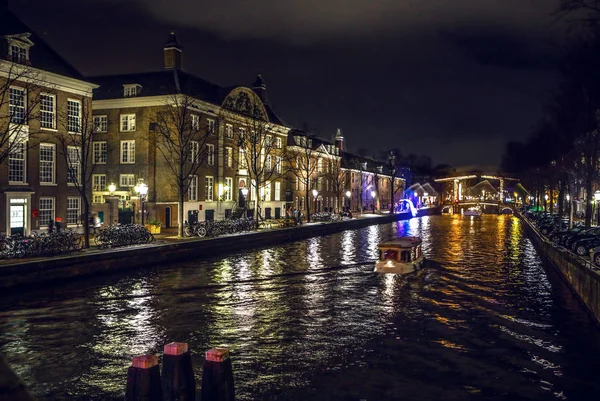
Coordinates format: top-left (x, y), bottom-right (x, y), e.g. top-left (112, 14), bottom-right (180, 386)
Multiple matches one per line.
top-left (1, 215), bottom-right (600, 400)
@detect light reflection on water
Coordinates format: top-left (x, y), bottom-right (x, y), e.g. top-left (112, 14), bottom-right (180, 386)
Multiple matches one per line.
top-left (0, 215), bottom-right (600, 400)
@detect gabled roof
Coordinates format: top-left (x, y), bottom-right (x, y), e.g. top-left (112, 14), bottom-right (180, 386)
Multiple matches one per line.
top-left (0, 8), bottom-right (85, 80)
top-left (421, 183), bottom-right (438, 196)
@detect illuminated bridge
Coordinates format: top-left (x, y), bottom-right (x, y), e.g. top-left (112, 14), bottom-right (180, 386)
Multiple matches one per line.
top-left (434, 173), bottom-right (521, 214)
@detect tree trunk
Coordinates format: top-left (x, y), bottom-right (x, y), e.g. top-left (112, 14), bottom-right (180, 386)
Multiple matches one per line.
top-left (306, 187), bottom-right (311, 222)
top-left (83, 194), bottom-right (90, 248)
top-left (178, 186), bottom-right (185, 237)
top-left (585, 175), bottom-right (593, 228)
top-left (558, 178), bottom-right (565, 225)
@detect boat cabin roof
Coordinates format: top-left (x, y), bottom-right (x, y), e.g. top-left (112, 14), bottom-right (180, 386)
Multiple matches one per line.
top-left (378, 236), bottom-right (422, 250)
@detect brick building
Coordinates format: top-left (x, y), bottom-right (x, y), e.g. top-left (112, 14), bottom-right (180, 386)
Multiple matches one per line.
top-left (0, 3), bottom-right (96, 235)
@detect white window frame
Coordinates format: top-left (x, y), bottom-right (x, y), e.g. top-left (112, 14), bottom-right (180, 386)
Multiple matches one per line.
top-left (205, 176), bottom-right (214, 201)
top-left (238, 149), bottom-right (247, 169)
top-left (225, 177), bottom-right (233, 201)
top-left (190, 141), bottom-right (200, 163)
top-left (40, 93), bottom-right (56, 130)
top-left (120, 140), bottom-right (135, 164)
top-left (275, 181), bottom-right (281, 201)
top-left (225, 124), bottom-right (233, 138)
top-left (9, 86), bottom-right (26, 124)
top-left (207, 144), bottom-right (215, 165)
top-left (93, 115), bottom-right (108, 133)
top-left (123, 84), bottom-right (141, 97)
top-left (264, 182), bottom-right (271, 201)
top-left (67, 99), bottom-right (81, 133)
top-left (92, 174), bottom-right (107, 191)
top-left (264, 155), bottom-right (272, 171)
top-left (39, 143), bottom-right (55, 185)
top-left (9, 44), bottom-right (28, 64)
top-left (276, 156), bottom-right (282, 173)
top-left (275, 137), bottom-right (282, 149)
top-left (39, 197), bottom-right (55, 228)
top-left (67, 197), bottom-right (81, 226)
top-left (92, 141), bottom-right (107, 164)
top-left (8, 142), bottom-right (26, 184)
top-left (120, 174), bottom-right (136, 187)
top-left (207, 118), bottom-right (216, 134)
top-left (189, 175), bottom-right (198, 201)
top-left (191, 114), bottom-right (200, 130)
top-left (120, 114), bottom-right (136, 132)
top-left (67, 146), bottom-right (80, 186)
top-left (225, 147), bottom-right (233, 168)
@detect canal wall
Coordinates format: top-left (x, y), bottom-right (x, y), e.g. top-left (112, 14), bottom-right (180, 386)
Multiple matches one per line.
top-left (521, 215), bottom-right (600, 325)
top-left (0, 209), bottom-right (438, 290)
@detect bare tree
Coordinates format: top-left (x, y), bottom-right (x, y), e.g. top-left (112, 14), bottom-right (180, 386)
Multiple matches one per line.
top-left (149, 93), bottom-right (212, 237)
top-left (55, 98), bottom-right (104, 247)
top-left (385, 150), bottom-right (405, 212)
top-left (325, 157), bottom-right (348, 212)
top-left (0, 62), bottom-right (47, 165)
top-left (220, 88), bottom-right (284, 228)
top-left (284, 134), bottom-right (320, 222)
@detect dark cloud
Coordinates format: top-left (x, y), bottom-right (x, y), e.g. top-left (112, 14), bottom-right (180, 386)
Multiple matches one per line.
top-left (11, 0), bottom-right (564, 167)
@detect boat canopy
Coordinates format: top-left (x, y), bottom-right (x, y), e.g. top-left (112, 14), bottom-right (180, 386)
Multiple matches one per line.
top-left (378, 236), bottom-right (422, 250)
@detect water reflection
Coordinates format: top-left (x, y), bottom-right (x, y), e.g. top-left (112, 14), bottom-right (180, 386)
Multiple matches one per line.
top-left (0, 215), bottom-right (600, 401)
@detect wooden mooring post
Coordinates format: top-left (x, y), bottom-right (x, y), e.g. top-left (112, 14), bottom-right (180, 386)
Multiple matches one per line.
top-left (200, 348), bottom-right (235, 401)
top-left (125, 354), bottom-right (163, 401)
top-left (161, 342), bottom-right (195, 401)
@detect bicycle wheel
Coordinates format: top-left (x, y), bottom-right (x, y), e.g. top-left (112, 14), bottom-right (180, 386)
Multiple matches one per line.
top-left (197, 227), bottom-right (207, 237)
top-left (184, 226), bottom-right (193, 237)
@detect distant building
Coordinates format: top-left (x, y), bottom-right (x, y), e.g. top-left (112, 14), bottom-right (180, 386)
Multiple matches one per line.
top-left (0, 4), bottom-right (96, 235)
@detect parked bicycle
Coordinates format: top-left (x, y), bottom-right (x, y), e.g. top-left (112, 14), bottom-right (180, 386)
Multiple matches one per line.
top-left (94, 224), bottom-right (155, 248)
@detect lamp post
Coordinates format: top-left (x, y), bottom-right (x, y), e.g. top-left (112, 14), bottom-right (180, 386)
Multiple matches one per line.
top-left (544, 194), bottom-right (549, 213)
top-left (134, 181), bottom-right (148, 226)
top-left (595, 191), bottom-right (600, 226)
top-left (345, 190), bottom-right (351, 210)
top-left (312, 189), bottom-right (318, 213)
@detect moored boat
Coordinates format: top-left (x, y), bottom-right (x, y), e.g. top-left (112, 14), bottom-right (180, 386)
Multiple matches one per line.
top-left (463, 207), bottom-right (482, 216)
top-left (375, 236), bottom-right (424, 274)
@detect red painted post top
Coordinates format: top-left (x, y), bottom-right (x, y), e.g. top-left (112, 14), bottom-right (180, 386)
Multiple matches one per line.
top-left (131, 355), bottom-right (158, 369)
top-left (205, 348), bottom-right (229, 362)
top-left (164, 342), bottom-right (188, 356)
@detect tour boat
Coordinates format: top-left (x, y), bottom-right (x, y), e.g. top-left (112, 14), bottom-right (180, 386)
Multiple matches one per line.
top-left (375, 236), bottom-right (424, 274)
top-left (463, 207), bottom-right (482, 216)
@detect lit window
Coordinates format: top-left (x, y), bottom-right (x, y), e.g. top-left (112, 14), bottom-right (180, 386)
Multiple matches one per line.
top-left (275, 137), bottom-right (282, 149)
top-left (225, 124), bottom-right (233, 138)
top-left (191, 114), bottom-right (200, 130)
top-left (120, 174), bottom-right (136, 187)
top-left (207, 144), bottom-right (215, 165)
top-left (225, 147), bottom-right (232, 168)
top-left (274, 182), bottom-right (281, 201)
top-left (190, 141), bottom-right (200, 163)
top-left (207, 119), bottom-right (215, 134)
top-left (189, 175), bottom-right (198, 201)
top-left (225, 177), bottom-right (233, 201)
top-left (123, 84), bottom-right (141, 97)
top-left (205, 176), bottom-right (214, 201)
top-left (276, 157), bottom-right (282, 173)
top-left (238, 149), bottom-right (247, 169)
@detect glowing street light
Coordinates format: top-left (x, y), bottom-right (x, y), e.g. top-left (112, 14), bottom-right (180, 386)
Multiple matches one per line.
top-left (345, 190), bottom-right (351, 198)
top-left (312, 189), bottom-right (318, 198)
top-left (108, 183), bottom-right (116, 195)
top-left (134, 181), bottom-right (148, 225)
top-left (371, 190), bottom-right (376, 199)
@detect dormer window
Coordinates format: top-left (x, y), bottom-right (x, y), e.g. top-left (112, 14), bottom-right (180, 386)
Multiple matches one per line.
top-left (5, 33), bottom-right (34, 65)
top-left (123, 84), bottom-right (142, 97)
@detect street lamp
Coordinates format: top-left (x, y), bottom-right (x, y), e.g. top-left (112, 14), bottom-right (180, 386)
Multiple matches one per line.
top-left (312, 189), bottom-right (318, 213)
top-left (544, 193), bottom-right (549, 213)
top-left (108, 183), bottom-right (116, 195)
top-left (134, 181), bottom-right (148, 225)
top-left (241, 187), bottom-right (249, 209)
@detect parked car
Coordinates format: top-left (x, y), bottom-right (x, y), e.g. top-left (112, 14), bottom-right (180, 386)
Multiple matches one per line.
top-left (571, 234), bottom-right (600, 256)
top-left (550, 224), bottom-right (585, 244)
top-left (589, 246), bottom-right (600, 267)
top-left (566, 227), bottom-right (600, 251)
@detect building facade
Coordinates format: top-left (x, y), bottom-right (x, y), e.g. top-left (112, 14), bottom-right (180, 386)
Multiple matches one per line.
top-left (0, 5), bottom-right (96, 235)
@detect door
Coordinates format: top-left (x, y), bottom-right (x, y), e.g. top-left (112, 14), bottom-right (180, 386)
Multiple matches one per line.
top-left (165, 207), bottom-right (172, 228)
top-left (10, 204), bottom-right (25, 236)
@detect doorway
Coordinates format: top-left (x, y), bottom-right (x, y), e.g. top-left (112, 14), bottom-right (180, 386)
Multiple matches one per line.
top-left (10, 204), bottom-right (25, 235)
top-left (165, 207), bottom-right (171, 228)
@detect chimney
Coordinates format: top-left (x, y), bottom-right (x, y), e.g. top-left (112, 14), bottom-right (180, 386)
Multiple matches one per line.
top-left (164, 32), bottom-right (182, 70)
top-left (335, 128), bottom-right (344, 151)
top-left (252, 74), bottom-right (268, 104)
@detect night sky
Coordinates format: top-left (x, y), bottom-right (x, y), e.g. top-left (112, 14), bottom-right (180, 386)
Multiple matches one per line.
top-left (12, 0), bottom-right (563, 168)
